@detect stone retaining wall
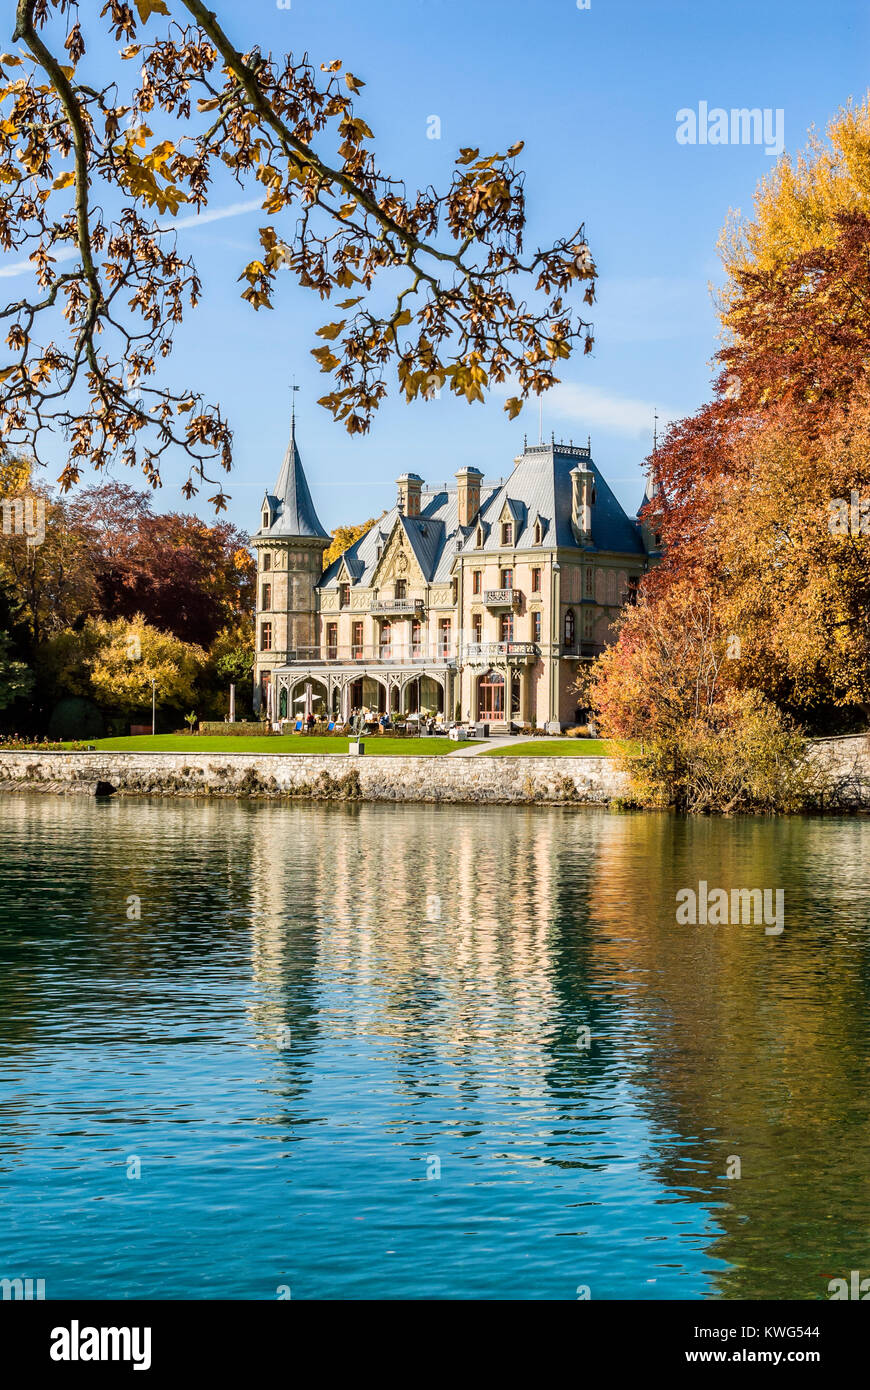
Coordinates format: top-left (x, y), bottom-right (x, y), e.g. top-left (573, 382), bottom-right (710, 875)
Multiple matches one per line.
top-left (2, 736), bottom-right (868, 808)
top-left (0, 750), bottom-right (629, 806)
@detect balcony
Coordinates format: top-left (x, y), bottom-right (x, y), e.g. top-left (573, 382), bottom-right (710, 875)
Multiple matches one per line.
top-left (370, 598), bottom-right (424, 614)
top-left (280, 644), bottom-right (456, 667)
top-left (483, 589), bottom-right (522, 608)
top-left (464, 642), bottom-right (539, 665)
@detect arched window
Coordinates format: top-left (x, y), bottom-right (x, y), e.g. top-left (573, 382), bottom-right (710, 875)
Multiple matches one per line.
top-left (564, 608), bottom-right (576, 649)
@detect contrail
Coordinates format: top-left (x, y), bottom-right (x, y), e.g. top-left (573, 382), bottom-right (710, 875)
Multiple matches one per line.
top-left (0, 196), bottom-right (264, 278)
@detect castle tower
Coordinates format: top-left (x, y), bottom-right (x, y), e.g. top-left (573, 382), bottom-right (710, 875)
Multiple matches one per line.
top-left (252, 414), bottom-right (330, 714)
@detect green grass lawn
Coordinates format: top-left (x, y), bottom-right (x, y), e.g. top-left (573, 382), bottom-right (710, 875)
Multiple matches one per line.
top-left (483, 739), bottom-right (628, 757)
top-left (60, 734), bottom-right (473, 756)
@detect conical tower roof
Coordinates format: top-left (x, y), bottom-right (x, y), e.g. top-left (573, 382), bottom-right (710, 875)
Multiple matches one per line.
top-left (258, 415), bottom-right (329, 540)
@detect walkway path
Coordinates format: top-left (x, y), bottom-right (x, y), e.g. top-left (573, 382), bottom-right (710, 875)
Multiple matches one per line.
top-left (447, 735), bottom-right (536, 757)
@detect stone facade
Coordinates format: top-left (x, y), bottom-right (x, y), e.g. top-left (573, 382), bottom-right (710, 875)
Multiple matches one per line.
top-left (253, 425), bottom-right (661, 729)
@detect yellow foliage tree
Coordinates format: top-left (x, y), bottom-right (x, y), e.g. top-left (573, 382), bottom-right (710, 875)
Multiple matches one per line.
top-left (86, 616), bottom-right (205, 717)
top-left (719, 96), bottom-right (870, 309)
top-left (323, 517), bottom-right (380, 567)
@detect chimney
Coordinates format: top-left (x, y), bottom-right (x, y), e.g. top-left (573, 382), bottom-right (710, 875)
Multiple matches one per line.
top-left (396, 472), bottom-right (423, 517)
top-left (570, 465), bottom-right (595, 544)
top-left (455, 466), bottom-right (483, 527)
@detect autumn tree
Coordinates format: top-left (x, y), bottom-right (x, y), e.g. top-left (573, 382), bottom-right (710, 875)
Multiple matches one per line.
top-left (0, 478), bottom-right (97, 644)
top-left (323, 516), bottom-right (380, 567)
top-left (86, 613), bottom-right (204, 716)
top-left (67, 482), bottom-right (254, 644)
top-left (586, 583), bottom-right (816, 812)
top-left (1, 0), bottom-right (597, 509)
top-left (625, 98), bottom-right (870, 733)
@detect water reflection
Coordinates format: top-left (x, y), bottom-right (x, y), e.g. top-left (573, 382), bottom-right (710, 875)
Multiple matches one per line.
top-left (0, 796), bottom-right (868, 1299)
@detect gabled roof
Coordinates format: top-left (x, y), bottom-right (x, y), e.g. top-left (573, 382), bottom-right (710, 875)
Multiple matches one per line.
top-left (458, 442), bottom-right (645, 557)
top-left (255, 417), bottom-right (329, 541)
top-left (318, 483), bottom-right (500, 589)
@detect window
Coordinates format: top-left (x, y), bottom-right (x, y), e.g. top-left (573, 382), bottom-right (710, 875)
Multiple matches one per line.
top-left (564, 608), bottom-right (576, 649)
top-left (352, 622), bottom-right (364, 659)
top-left (411, 618), bottom-right (422, 656)
top-left (532, 610), bottom-right (542, 643)
top-left (261, 583), bottom-right (272, 610)
top-left (534, 519), bottom-right (542, 545)
top-left (260, 622), bottom-right (273, 652)
top-left (476, 525), bottom-right (484, 548)
top-left (478, 670), bottom-right (505, 719)
top-left (395, 578), bottom-right (407, 600)
top-left (439, 619), bottom-right (451, 657)
top-left (263, 552), bottom-right (272, 572)
top-left (380, 620), bottom-right (392, 658)
top-left (585, 566), bottom-right (593, 596)
top-left (263, 510), bottom-right (270, 530)
top-left (532, 567), bottom-right (541, 593)
top-left (326, 622), bottom-right (338, 661)
top-left (500, 612), bottom-right (514, 643)
top-left (501, 522), bottom-right (513, 546)
top-left (500, 567), bottom-right (513, 590)
top-left (472, 613), bottom-right (482, 644)
top-left (472, 570), bottom-right (482, 595)
top-left (339, 582), bottom-right (350, 608)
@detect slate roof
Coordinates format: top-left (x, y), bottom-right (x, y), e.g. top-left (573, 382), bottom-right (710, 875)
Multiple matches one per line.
top-left (458, 443), bottom-right (645, 557)
top-left (255, 417), bottom-right (329, 541)
top-left (319, 484), bottom-right (498, 589)
top-left (317, 439), bottom-right (645, 588)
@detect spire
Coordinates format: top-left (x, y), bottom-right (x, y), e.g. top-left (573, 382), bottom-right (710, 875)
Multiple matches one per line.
top-left (264, 414), bottom-right (330, 540)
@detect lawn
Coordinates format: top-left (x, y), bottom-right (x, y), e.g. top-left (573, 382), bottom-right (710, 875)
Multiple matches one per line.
top-left (483, 739), bottom-right (629, 757)
top-left (59, 734), bottom-right (473, 756)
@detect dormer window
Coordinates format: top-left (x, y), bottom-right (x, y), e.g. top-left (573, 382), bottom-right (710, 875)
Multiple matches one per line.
top-left (534, 519), bottom-right (542, 545)
top-left (262, 509), bottom-right (270, 530)
top-left (339, 582), bottom-right (350, 608)
top-left (476, 525), bottom-right (484, 548)
top-left (501, 522), bottom-right (513, 546)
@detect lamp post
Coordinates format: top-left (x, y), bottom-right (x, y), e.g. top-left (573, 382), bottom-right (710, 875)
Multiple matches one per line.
top-left (151, 679), bottom-right (156, 736)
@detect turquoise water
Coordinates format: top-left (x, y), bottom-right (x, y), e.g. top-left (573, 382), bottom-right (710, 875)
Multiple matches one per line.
top-left (1, 796), bottom-right (868, 1300)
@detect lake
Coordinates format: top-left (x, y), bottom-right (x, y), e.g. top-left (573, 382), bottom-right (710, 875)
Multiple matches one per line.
top-left (0, 795), bottom-right (868, 1299)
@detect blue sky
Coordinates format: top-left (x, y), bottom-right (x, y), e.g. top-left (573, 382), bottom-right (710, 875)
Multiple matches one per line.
top-left (5, 0), bottom-right (870, 532)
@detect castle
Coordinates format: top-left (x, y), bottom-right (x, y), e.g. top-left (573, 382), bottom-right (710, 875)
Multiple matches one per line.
top-left (252, 418), bottom-right (660, 729)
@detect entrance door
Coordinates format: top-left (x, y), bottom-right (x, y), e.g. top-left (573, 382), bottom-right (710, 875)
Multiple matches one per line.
top-left (477, 670), bottom-right (505, 719)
